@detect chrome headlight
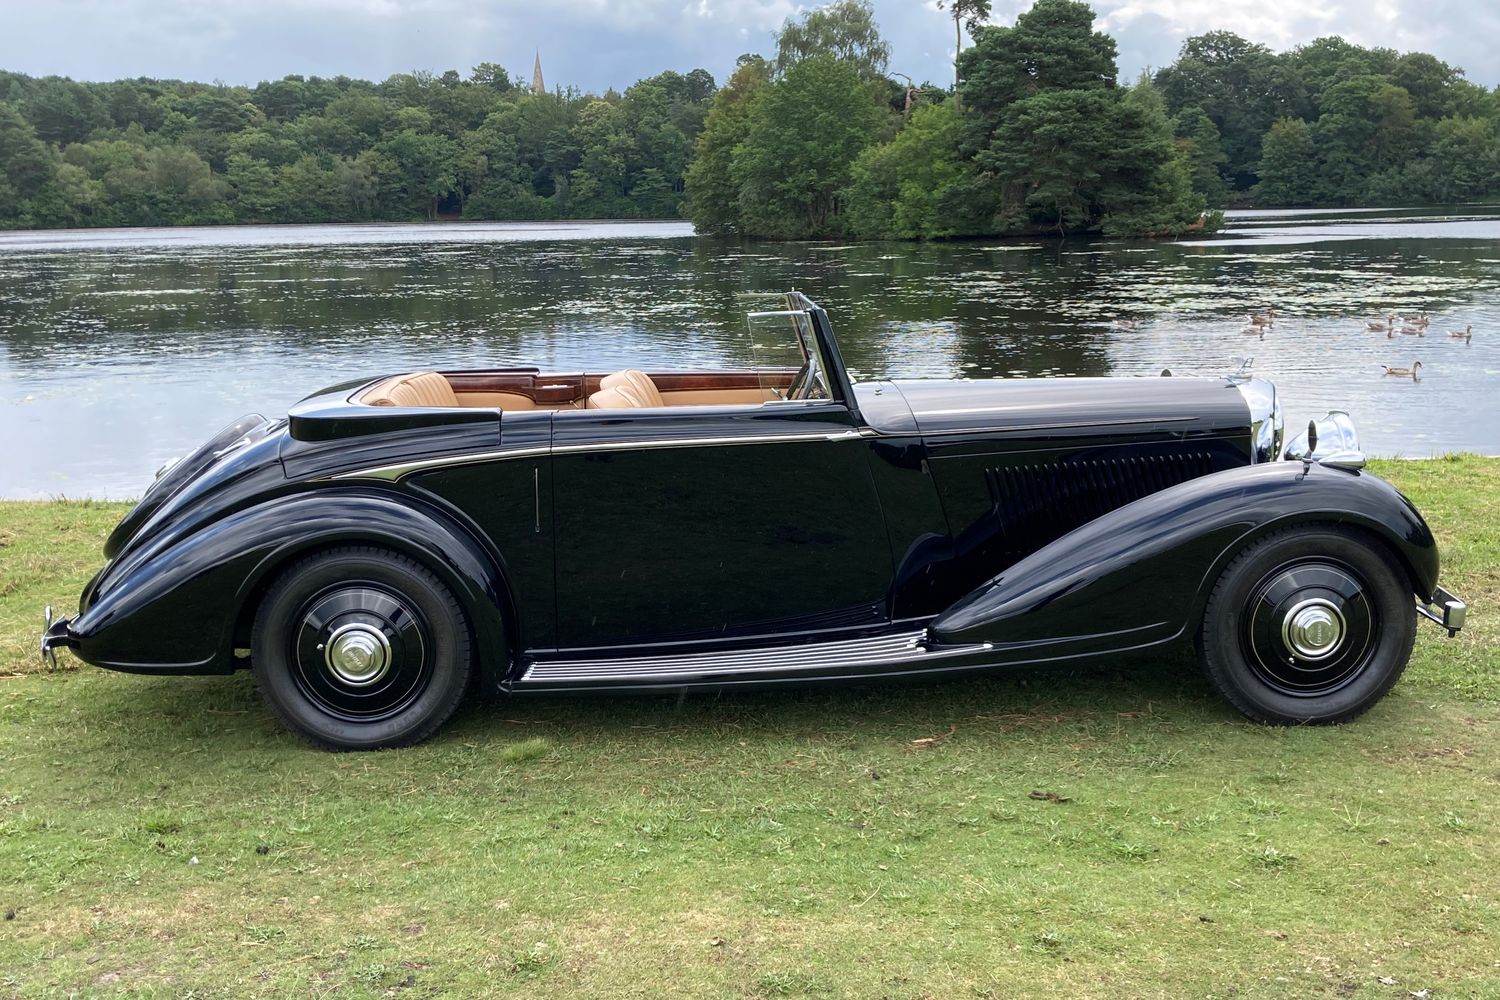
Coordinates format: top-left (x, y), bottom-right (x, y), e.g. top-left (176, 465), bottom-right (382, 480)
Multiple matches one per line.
top-left (1235, 378), bottom-right (1283, 463)
top-left (1284, 410), bottom-right (1364, 469)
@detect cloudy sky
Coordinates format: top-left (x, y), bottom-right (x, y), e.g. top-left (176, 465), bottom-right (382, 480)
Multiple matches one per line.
top-left (0, 0), bottom-right (1496, 93)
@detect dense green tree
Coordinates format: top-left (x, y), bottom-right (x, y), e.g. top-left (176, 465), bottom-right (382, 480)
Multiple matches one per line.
top-left (1154, 32), bottom-right (1287, 188)
top-left (24, 161), bottom-right (103, 227)
top-left (957, 1), bottom-right (1202, 236)
top-left (378, 129), bottom-right (459, 219)
top-left (1392, 53), bottom-right (1462, 119)
top-left (469, 63), bottom-right (514, 93)
top-left (1101, 81), bottom-right (1208, 235)
top-left (773, 0), bottom-right (891, 81)
top-left (733, 56), bottom-right (886, 237)
top-left (844, 102), bottom-right (968, 237)
top-left (959, 0), bottom-right (1116, 116)
top-left (1172, 105), bottom-right (1229, 204)
top-left (1314, 75), bottom-right (1418, 201)
top-left (1253, 118), bottom-right (1318, 205)
top-left (0, 101), bottom-right (55, 211)
top-left (20, 77), bottom-right (109, 144)
top-left (684, 58), bottom-right (770, 234)
top-left (1430, 116), bottom-right (1500, 197)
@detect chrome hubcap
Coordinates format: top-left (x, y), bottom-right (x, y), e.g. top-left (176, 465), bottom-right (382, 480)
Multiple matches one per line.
top-left (323, 622), bottom-right (392, 686)
top-left (1281, 598), bottom-right (1345, 660)
top-left (1242, 559), bottom-right (1376, 696)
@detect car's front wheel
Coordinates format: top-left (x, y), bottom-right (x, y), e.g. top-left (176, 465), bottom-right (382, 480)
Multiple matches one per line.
top-left (1198, 526), bottom-right (1415, 724)
top-left (251, 546), bottom-right (472, 750)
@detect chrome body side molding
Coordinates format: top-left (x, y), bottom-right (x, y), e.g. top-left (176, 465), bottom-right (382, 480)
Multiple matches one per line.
top-left (332, 429), bottom-right (866, 482)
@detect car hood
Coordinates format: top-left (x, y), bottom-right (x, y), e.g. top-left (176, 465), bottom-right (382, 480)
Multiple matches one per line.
top-left (881, 376), bottom-right (1250, 439)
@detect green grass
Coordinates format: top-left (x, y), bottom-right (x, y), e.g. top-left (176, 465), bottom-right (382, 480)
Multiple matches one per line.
top-left (0, 457), bottom-right (1496, 998)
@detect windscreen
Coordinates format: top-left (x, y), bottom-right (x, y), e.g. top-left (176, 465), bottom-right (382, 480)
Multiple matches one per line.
top-left (745, 306), bottom-right (830, 401)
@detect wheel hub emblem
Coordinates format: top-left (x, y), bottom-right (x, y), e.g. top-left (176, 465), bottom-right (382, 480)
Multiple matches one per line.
top-left (1282, 599), bottom-right (1345, 660)
top-left (324, 623), bottom-right (392, 686)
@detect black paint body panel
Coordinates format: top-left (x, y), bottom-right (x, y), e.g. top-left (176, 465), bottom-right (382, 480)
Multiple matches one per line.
top-left (54, 305), bottom-right (1444, 704)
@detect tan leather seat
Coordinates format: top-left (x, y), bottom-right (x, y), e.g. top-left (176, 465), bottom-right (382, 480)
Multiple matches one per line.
top-left (361, 371), bottom-right (461, 408)
top-left (587, 386), bottom-right (643, 409)
top-left (598, 369), bottom-right (663, 407)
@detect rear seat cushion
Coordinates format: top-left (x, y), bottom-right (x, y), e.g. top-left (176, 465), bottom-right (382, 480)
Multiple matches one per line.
top-left (587, 385), bottom-right (643, 409)
top-left (599, 369), bottom-right (663, 407)
top-left (361, 371), bottom-right (460, 408)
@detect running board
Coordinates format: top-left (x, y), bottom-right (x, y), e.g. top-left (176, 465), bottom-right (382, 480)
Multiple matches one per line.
top-left (519, 629), bottom-right (992, 685)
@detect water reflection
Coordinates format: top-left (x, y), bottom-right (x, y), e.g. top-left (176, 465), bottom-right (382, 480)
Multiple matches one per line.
top-left (0, 207), bottom-right (1496, 498)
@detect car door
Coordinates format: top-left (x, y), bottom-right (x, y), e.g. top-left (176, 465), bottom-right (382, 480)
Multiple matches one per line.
top-left (548, 399), bottom-right (894, 650)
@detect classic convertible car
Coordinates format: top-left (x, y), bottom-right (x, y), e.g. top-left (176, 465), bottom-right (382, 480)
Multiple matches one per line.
top-left (43, 293), bottom-right (1466, 749)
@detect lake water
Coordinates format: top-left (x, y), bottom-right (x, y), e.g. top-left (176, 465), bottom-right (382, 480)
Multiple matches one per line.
top-left (1, 209), bottom-right (1497, 499)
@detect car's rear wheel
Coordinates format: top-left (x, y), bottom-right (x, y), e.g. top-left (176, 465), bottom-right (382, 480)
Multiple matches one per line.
top-left (251, 546), bottom-right (472, 750)
top-left (1198, 526), bottom-right (1415, 724)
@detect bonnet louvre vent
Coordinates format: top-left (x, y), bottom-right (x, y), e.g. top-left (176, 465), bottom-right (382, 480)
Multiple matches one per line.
top-left (984, 452), bottom-right (1215, 560)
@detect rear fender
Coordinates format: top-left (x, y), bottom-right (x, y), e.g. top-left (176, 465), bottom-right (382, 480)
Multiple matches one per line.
top-left (930, 462), bottom-right (1439, 651)
top-left (70, 490), bottom-right (513, 681)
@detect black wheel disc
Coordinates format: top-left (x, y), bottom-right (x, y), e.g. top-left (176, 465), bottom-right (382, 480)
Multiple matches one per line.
top-left (1240, 559), bottom-right (1377, 697)
top-left (289, 584), bottom-right (433, 722)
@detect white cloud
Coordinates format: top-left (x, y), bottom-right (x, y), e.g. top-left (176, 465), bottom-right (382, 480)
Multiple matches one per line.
top-left (0, 0), bottom-right (1492, 91)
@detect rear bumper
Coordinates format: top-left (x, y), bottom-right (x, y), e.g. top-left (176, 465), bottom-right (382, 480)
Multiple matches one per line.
top-left (40, 606), bottom-right (75, 669)
top-left (1417, 586), bottom-right (1467, 637)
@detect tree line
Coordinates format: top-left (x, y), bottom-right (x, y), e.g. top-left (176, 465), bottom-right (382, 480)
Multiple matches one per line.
top-left (0, 0), bottom-right (1496, 238)
top-left (0, 64), bottom-right (714, 229)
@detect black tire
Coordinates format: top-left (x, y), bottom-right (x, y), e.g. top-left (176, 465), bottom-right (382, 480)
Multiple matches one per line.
top-left (1198, 526), bottom-right (1415, 725)
top-left (251, 546), bottom-right (473, 750)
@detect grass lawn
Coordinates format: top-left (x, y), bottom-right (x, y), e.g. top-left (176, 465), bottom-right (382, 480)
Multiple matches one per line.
top-left (1, 457), bottom-right (1496, 998)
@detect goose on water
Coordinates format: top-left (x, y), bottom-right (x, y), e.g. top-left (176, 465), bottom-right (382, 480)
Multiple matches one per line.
top-left (1381, 360), bottom-right (1423, 377)
top-left (1367, 314), bottom-right (1396, 332)
top-left (1449, 324), bottom-right (1473, 343)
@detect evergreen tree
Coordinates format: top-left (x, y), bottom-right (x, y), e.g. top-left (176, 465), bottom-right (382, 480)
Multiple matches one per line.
top-left (958, 1), bottom-right (1202, 236)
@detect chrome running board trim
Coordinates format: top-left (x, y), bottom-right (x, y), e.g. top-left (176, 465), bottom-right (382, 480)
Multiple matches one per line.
top-left (520, 629), bottom-right (991, 684)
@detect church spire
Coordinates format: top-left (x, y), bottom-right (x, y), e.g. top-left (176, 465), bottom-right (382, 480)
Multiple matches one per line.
top-left (531, 51), bottom-right (545, 95)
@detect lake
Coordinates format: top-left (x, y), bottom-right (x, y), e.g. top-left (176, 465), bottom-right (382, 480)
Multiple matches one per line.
top-left (1, 209), bottom-right (1496, 499)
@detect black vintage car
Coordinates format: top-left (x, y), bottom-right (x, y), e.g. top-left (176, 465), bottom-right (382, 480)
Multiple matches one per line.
top-left (43, 293), bottom-right (1466, 749)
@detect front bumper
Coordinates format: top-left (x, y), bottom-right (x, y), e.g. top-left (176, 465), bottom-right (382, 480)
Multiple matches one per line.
top-left (1417, 586), bottom-right (1467, 638)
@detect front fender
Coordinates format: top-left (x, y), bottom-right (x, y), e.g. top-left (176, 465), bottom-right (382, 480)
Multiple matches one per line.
top-left (930, 462), bottom-right (1439, 650)
top-left (68, 489), bottom-right (511, 677)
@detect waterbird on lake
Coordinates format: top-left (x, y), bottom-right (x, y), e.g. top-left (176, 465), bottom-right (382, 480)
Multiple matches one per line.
top-left (1400, 324), bottom-right (1426, 336)
top-left (1381, 361), bottom-right (1423, 377)
top-left (1249, 309), bottom-right (1276, 327)
top-left (1366, 314), bottom-right (1396, 332)
top-left (1240, 324), bottom-right (1266, 338)
top-left (1449, 324), bottom-right (1473, 343)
